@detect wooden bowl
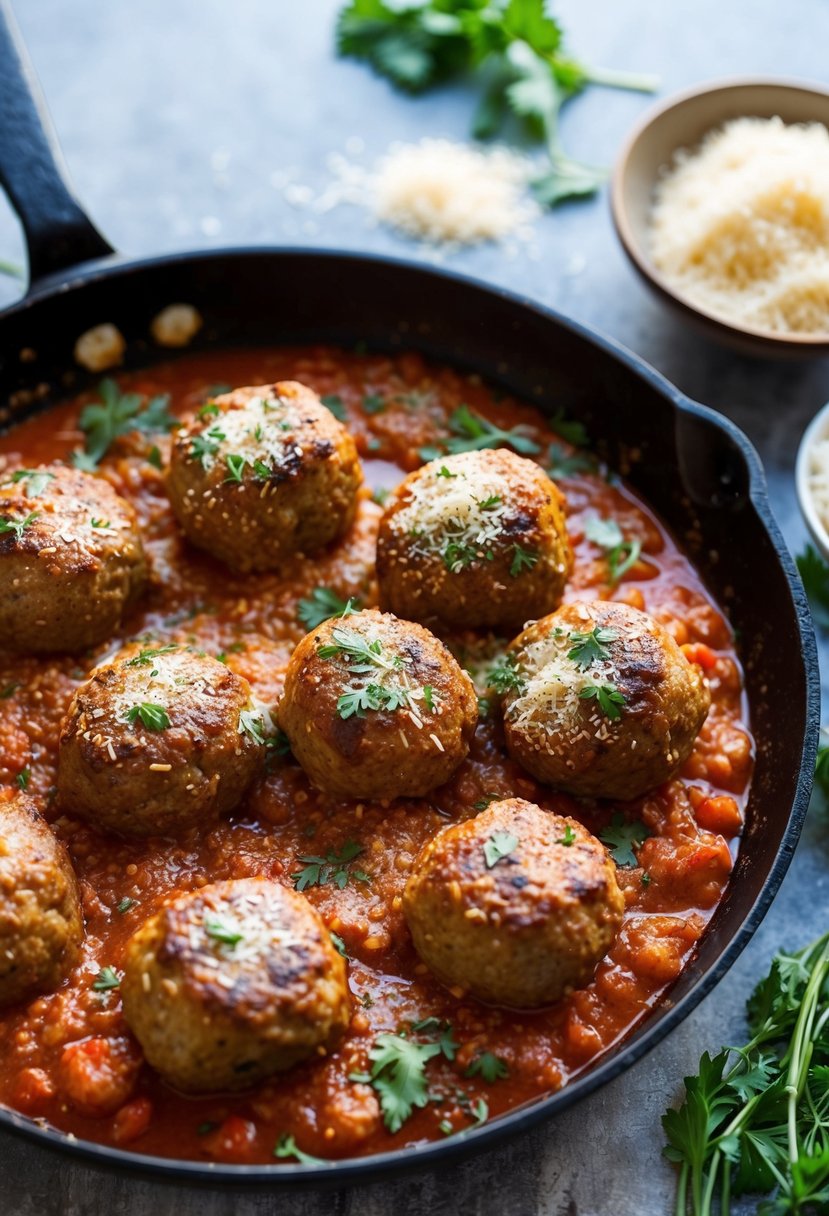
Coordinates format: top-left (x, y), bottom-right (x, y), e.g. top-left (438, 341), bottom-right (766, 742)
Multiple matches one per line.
top-left (611, 78), bottom-right (829, 358)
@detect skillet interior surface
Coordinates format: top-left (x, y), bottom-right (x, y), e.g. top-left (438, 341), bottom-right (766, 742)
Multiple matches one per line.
top-left (0, 246), bottom-right (818, 1184)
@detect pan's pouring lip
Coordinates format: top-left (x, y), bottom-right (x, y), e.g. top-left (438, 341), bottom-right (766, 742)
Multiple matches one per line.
top-left (0, 245), bottom-right (819, 1185)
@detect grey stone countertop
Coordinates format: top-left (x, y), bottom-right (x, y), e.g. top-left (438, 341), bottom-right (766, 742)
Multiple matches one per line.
top-left (0, 0), bottom-right (828, 1212)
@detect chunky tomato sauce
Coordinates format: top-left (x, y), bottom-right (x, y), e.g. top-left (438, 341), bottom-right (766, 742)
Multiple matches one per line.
top-left (0, 347), bottom-right (752, 1164)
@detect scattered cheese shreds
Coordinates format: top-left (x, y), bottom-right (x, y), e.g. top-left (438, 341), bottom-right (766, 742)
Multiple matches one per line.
top-left (649, 116), bottom-right (829, 335)
top-left (372, 138), bottom-right (539, 247)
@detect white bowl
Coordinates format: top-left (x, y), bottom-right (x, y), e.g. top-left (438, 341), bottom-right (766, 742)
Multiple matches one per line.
top-left (796, 400), bottom-right (829, 560)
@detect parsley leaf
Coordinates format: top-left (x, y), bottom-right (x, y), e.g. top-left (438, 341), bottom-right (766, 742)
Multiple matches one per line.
top-left (585, 516), bottom-right (642, 584)
top-left (125, 703), bottom-right (171, 732)
top-left (465, 1051), bottom-right (509, 1083)
top-left (558, 824), bottom-right (576, 846)
top-left (292, 841), bottom-right (368, 891)
top-left (320, 394), bottom-right (346, 421)
top-left (116, 897), bottom-right (137, 914)
top-left (599, 813), bottom-right (649, 867)
top-left (73, 380), bottom-right (176, 468)
top-left (360, 1032), bottom-right (442, 1133)
top-left (547, 442), bottom-right (593, 479)
top-left (16, 768), bottom-right (29, 791)
top-left (0, 511), bottom-right (38, 540)
top-left (580, 682), bottom-right (626, 721)
top-left (483, 830), bottom-right (519, 869)
top-left (190, 426), bottom-right (226, 468)
top-left (204, 914), bottom-right (244, 947)
top-left (273, 1134), bottom-right (324, 1165)
top-left (486, 652), bottom-right (526, 696)
top-left (9, 469), bottom-right (55, 498)
top-left (238, 708), bottom-right (267, 745)
top-left (509, 543), bottom-right (538, 578)
top-left (422, 404), bottom-right (540, 462)
top-left (92, 966), bottom-right (121, 991)
top-left (567, 625), bottom-right (617, 669)
top-left (297, 588), bottom-right (361, 631)
top-left (319, 627), bottom-right (403, 674)
top-left (224, 453), bottom-right (247, 483)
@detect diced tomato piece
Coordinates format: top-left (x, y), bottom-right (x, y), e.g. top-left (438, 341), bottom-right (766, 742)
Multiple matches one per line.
top-left (681, 643), bottom-right (718, 672)
top-left (112, 1097), bottom-right (153, 1144)
top-left (58, 1035), bottom-right (142, 1116)
top-left (11, 1066), bottom-right (55, 1114)
top-left (202, 1116), bottom-right (259, 1163)
top-left (694, 794), bottom-right (743, 836)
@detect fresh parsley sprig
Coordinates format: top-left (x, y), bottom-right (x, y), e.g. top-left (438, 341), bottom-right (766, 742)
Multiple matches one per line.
top-left (73, 379), bottom-right (177, 469)
top-left (292, 841), bottom-right (370, 891)
top-left (352, 1019), bottom-right (458, 1133)
top-left (0, 511), bottom-right (38, 541)
top-left (297, 587), bottom-right (361, 631)
top-left (567, 625), bottom-right (617, 669)
top-left (580, 681), bottom-right (626, 721)
top-left (486, 652), bottom-right (526, 696)
top-left (664, 930), bottom-right (829, 1215)
top-left (336, 0), bottom-right (656, 207)
top-left (585, 516), bottom-right (642, 585)
top-left (8, 469), bottom-right (55, 498)
top-left (599, 812), bottom-right (649, 867)
top-left (420, 404), bottom-right (540, 462)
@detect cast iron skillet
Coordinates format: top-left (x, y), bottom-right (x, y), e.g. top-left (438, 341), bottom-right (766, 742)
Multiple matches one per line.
top-left (0, 0), bottom-right (819, 1188)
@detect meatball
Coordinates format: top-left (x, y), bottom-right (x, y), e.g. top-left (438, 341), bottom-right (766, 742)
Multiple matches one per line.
top-left (403, 798), bottom-right (623, 1008)
top-left (166, 381), bottom-right (362, 572)
top-left (0, 793), bottom-right (83, 1007)
top-left (0, 464), bottom-right (146, 654)
top-left (277, 609), bottom-right (478, 800)
top-left (120, 878), bottom-right (350, 1093)
top-left (376, 449), bottom-right (573, 632)
top-left (58, 642), bottom-right (266, 837)
top-left (499, 600), bottom-right (711, 801)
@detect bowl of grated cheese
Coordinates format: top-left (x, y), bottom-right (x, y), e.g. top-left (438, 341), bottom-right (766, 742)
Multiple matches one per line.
top-left (611, 78), bottom-right (829, 356)
top-left (796, 401), bottom-right (829, 560)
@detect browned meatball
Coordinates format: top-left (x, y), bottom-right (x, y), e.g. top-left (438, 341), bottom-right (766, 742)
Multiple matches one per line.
top-left (0, 793), bottom-right (83, 1007)
top-left (403, 798), bottom-right (623, 1008)
top-left (166, 382), bottom-right (362, 572)
top-left (58, 642), bottom-right (266, 837)
top-left (498, 600), bottom-right (711, 801)
top-left (120, 878), bottom-right (350, 1093)
top-left (277, 609), bottom-right (478, 800)
top-left (0, 464), bottom-right (146, 653)
top-left (376, 449), bottom-right (572, 632)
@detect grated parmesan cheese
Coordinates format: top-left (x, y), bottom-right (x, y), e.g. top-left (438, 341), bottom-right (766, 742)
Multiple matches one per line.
top-left (509, 633), bottom-right (620, 747)
top-left (649, 117), bottom-right (829, 335)
top-left (392, 454), bottom-right (512, 572)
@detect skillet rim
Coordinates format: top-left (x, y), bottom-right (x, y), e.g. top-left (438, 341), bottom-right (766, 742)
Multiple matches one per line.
top-left (0, 245), bottom-right (819, 1187)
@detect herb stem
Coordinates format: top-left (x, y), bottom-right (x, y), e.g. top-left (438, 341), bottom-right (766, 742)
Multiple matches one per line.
top-left (581, 65), bottom-right (660, 93)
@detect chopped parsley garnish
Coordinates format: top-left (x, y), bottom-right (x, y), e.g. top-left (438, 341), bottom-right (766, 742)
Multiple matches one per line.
top-left (470, 1097), bottom-right (488, 1127)
top-left (478, 494), bottom-right (502, 510)
top-left (10, 469), bottom-right (54, 498)
top-left (362, 393), bottom-right (386, 414)
top-left (190, 426), bottom-right (226, 467)
top-left (198, 402), bottom-right (221, 419)
top-left (483, 830), bottom-right (519, 869)
top-left (320, 394), bottom-right (346, 421)
top-left (92, 966), bottom-right (121, 991)
top-left (465, 1051), bottom-right (509, 1082)
top-left (443, 539), bottom-right (488, 572)
top-left (371, 487), bottom-right (390, 506)
top-left (297, 587), bottom-right (361, 630)
top-left (547, 443), bottom-right (593, 479)
top-left (125, 703), bottom-right (171, 732)
top-left (116, 897), bottom-right (137, 914)
top-left (420, 404), bottom-right (540, 461)
top-left (292, 841), bottom-right (369, 891)
top-left (599, 813), bottom-right (650, 867)
top-left (354, 1021), bottom-right (457, 1133)
top-left (238, 708), bottom-right (267, 745)
top-left (336, 682), bottom-right (418, 719)
top-left (16, 768), bottom-right (29, 791)
top-left (422, 685), bottom-right (436, 713)
top-left (252, 458), bottom-right (273, 480)
top-left (439, 1118), bottom-right (454, 1135)
top-left (550, 407), bottom-right (589, 448)
top-left (486, 653), bottom-right (526, 696)
top-left (224, 453), bottom-right (247, 483)
top-left (73, 380), bottom-right (177, 469)
top-left (580, 682), bottom-right (626, 721)
top-left (0, 683), bottom-right (20, 699)
top-left (147, 445), bottom-right (163, 470)
top-left (436, 465), bottom-right (457, 479)
top-left (567, 625), bottom-right (617, 669)
top-left (126, 645), bottom-right (177, 667)
top-left (797, 544), bottom-right (829, 629)
top-left (204, 914), bottom-right (244, 946)
top-left (0, 511), bottom-right (39, 540)
top-left (558, 824), bottom-right (576, 847)
top-left (473, 793), bottom-right (498, 812)
top-left (585, 516), bottom-right (642, 585)
top-left (273, 1133), bottom-right (324, 1165)
top-left (509, 543), bottom-right (538, 578)
top-left (330, 932), bottom-right (349, 959)
top-left (90, 518), bottom-right (110, 529)
top-left (319, 627), bottom-right (403, 674)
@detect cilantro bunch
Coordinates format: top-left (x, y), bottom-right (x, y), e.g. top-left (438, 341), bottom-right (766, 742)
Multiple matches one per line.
top-left (336, 0), bottom-right (657, 205)
top-left (663, 930), bottom-right (829, 1214)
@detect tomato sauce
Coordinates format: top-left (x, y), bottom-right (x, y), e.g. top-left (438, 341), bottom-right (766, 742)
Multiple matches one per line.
top-left (0, 347), bottom-right (752, 1163)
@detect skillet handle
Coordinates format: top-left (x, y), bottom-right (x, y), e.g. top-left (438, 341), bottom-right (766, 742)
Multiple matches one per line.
top-left (0, 0), bottom-right (113, 287)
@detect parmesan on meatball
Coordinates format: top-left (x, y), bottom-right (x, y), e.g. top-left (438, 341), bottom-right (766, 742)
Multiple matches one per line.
top-left (498, 600), bottom-right (711, 801)
top-left (58, 642), bottom-right (266, 837)
top-left (120, 878), bottom-right (350, 1093)
top-left (376, 449), bottom-right (572, 632)
top-left (166, 382), bottom-right (362, 572)
top-left (277, 609), bottom-right (478, 800)
top-left (0, 464), bottom-right (146, 654)
top-left (0, 794), bottom-right (83, 1007)
top-left (403, 799), bottom-right (623, 1008)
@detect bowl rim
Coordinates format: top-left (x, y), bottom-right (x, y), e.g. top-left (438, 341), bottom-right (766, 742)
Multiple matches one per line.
top-left (796, 399), bottom-right (829, 558)
top-left (610, 74), bottom-right (829, 350)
